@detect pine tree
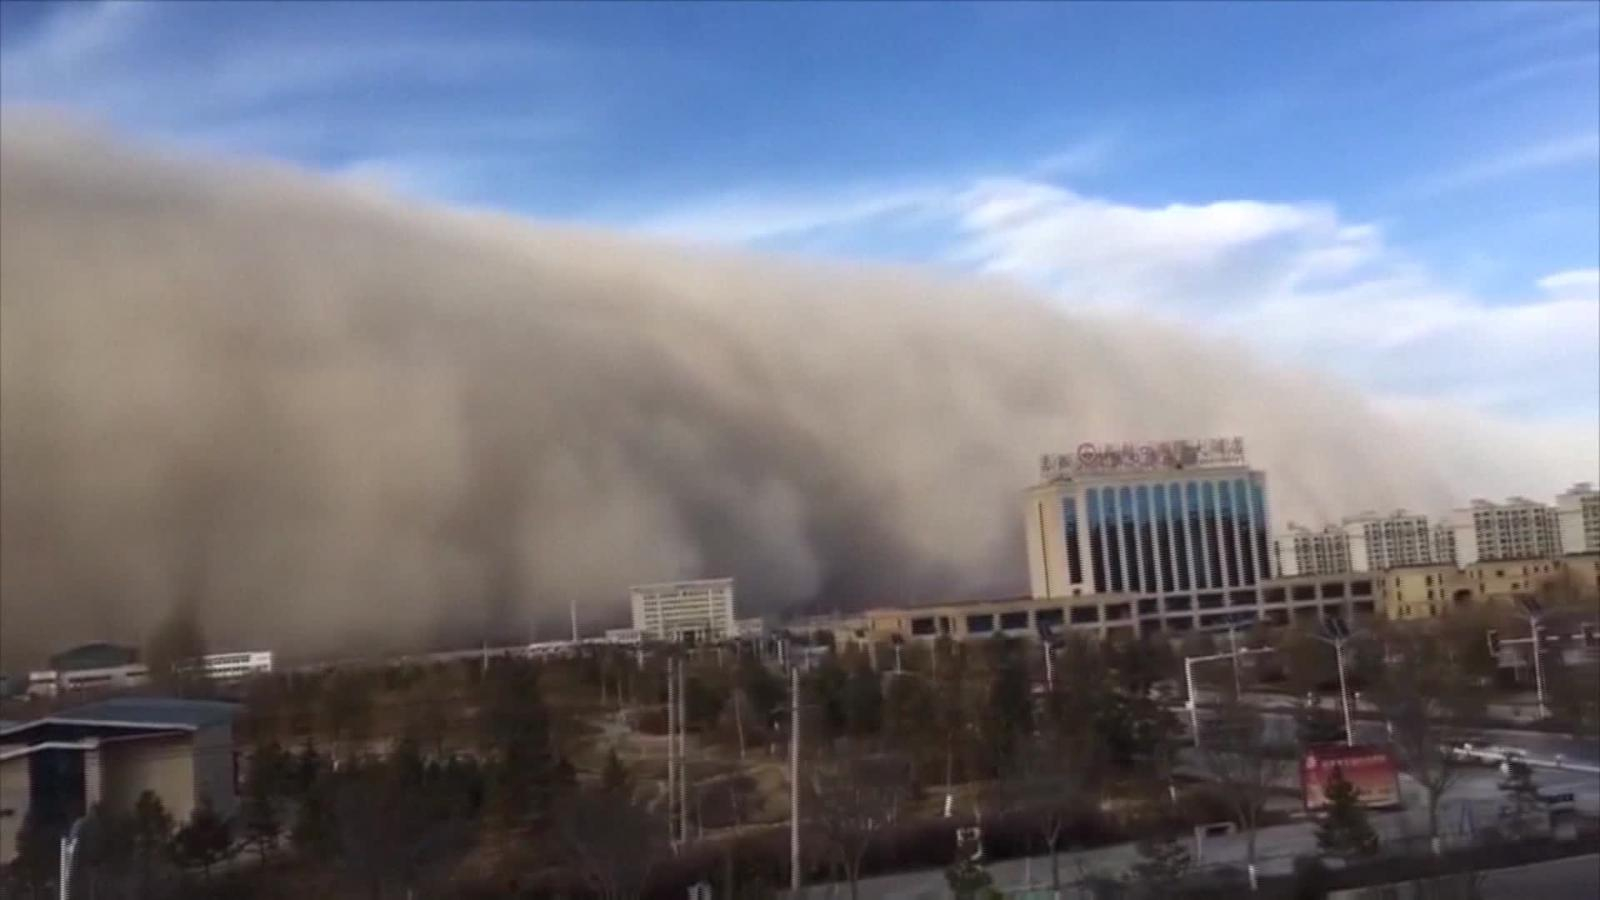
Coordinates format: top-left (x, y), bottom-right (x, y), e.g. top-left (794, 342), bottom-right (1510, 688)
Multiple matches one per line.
top-left (601, 747), bottom-right (630, 792)
top-left (172, 800), bottom-right (234, 879)
top-left (944, 831), bottom-right (996, 900)
top-left (1498, 760), bottom-right (1545, 840)
top-left (131, 791), bottom-right (175, 896)
top-left (1128, 829), bottom-right (1193, 896)
top-left (240, 747), bottom-right (284, 861)
top-left (1315, 767), bottom-right (1379, 861)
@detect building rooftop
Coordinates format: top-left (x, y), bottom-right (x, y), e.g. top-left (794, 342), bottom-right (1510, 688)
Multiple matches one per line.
top-left (49, 641), bottom-right (140, 672)
top-left (46, 696), bottom-right (238, 729)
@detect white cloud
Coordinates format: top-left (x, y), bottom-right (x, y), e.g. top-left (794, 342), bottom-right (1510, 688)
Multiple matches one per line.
top-left (948, 178), bottom-right (1598, 422)
top-left (1537, 267), bottom-right (1600, 299)
top-left (639, 173), bottom-right (1599, 428)
top-left (1416, 132), bottom-right (1600, 194)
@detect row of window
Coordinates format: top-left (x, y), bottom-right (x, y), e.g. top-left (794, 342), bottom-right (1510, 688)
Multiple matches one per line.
top-left (1073, 478), bottom-right (1269, 595)
top-left (907, 599), bottom-right (1377, 636)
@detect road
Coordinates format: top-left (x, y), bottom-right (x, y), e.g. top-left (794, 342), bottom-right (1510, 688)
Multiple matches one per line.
top-left (789, 765), bottom-right (1600, 899)
top-left (1181, 696), bottom-right (1600, 769)
top-left (1477, 853), bottom-right (1600, 899)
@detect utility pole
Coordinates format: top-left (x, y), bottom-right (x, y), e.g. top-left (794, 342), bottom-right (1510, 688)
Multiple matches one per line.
top-left (789, 663), bottom-right (802, 894)
top-left (678, 657), bottom-right (689, 844)
top-left (1334, 638), bottom-right (1354, 747)
top-left (569, 597), bottom-right (579, 644)
top-left (1316, 616), bottom-right (1357, 746)
top-left (59, 817), bottom-right (84, 900)
top-left (1530, 617), bottom-right (1548, 719)
top-left (1227, 625), bottom-right (1243, 700)
top-left (1512, 597), bottom-right (1550, 718)
top-left (666, 656), bottom-right (677, 847)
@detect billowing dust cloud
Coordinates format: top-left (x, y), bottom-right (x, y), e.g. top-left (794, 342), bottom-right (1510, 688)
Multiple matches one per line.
top-left (0, 120), bottom-right (1587, 666)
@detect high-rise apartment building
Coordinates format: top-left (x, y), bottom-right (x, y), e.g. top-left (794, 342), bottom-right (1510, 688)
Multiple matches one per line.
top-left (1450, 497), bottom-right (1562, 565)
top-left (1341, 510), bottom-right (1454, 571)
top-left (1272, 523), bottom-right (1351, 577)
top-left (1026, 438), bottom-right (1271, 608)
top-left (1430, 522), bottom-right (1457, 566)
top-left (629, 578), bottom-right (736, 643)
top-left (1556, 482), bottom-right (1600, 555)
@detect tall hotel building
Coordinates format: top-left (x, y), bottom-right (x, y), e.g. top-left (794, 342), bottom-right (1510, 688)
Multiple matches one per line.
top-left (1025, 438), bottom-right (1271, 613)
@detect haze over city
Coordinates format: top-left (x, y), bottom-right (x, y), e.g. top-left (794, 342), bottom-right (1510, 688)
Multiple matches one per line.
top-left (1, 1), bottom-right (1596, 662)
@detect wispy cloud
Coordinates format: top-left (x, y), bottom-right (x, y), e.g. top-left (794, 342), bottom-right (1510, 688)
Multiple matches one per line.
top-left (1415, 132), bottom-right (1600, 195)
top-left (1030, 132), bottom-right (1120, 178)
top-left (1538, 267), bottom-right (1600, 299)
top-left (1455, 51), bottom-right (1600, 100)
top-left (630, 187), bottom-right (951, 245)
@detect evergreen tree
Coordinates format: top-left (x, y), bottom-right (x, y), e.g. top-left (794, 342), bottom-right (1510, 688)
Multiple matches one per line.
top-left (1315, 768), bottom-right (1379, 861)
top-left (1498, 760), bottom-right (1545, 840)
top-left (131, 791), bottom-right (176, 896)
top-left (9, 813), bottom-right (62, 897)
top-left (240, 745), bottom-right (286, 860)
top-left (984, 644), bottom-right (1034, 772)
top-left (1128, 829), bottom-right (1193, 897)
top-left (172, 800), bottom-right (233, 879)
top-left (1296, 704), bottom-right (1347, 746)
top-left (843, 658), bottom-right (884, 737)
top-left (291, 778), bottom-right (340, 860)
top-left (944, 831), bottom-right (996, 900)
top-left (601, 747), bottom-right (630, 792)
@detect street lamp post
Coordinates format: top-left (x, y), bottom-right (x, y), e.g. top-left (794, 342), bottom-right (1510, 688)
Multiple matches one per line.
top-left (59, 817), bottom-right (85, 900)
top-left (1515, 597), bottom-right (1549, 719)
top-left (789, 663), bottom-right (801, 894)
top-left (1314, 616), bottom-right (1357, 747)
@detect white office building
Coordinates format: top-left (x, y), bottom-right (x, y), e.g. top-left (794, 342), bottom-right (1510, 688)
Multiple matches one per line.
top-left (1450, 497), bottom-right (1563, 565)
top-left (629, 578), bottom-right (736, 643)
top-left (1272, 523), bottom-right (1351, 577)
top-left (1026, 438), bottom-right (1271, 611)
top-left (1556, 482), bottom-right (1600, 554)
top-left (1341, 510), bottom-right (1453, 572)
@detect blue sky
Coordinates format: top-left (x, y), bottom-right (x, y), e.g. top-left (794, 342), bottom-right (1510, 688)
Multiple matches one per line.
top-left (3, 0), bottom-right (1597, 429)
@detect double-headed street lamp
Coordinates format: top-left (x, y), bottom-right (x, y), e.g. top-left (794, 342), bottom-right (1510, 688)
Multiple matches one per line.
top-left (1312, 615), bottom-right (1358, 747)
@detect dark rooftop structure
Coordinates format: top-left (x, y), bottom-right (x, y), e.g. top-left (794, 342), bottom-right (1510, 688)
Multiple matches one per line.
top-left (48, 642), bottom-right (140, 673)
top-left (0, 696), bottom-right (239, 745)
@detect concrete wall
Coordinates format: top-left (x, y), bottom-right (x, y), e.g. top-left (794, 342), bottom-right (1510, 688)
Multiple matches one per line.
top-left (192, 725), bottom-right (238, 816)
top-left (99, 733), bottom-right (196, 821)
top-left (0, 756), bottom-right (29, 863)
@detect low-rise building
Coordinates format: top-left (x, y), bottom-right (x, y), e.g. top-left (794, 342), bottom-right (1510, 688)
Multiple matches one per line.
top-left (26, 648), bottom-right (274, 698)
top-left (1464, 557), bottom-right (1563, 604)
top-left (0, 697), bottom-right (239, 863)
top-left (1377, 565), bottom-right (1471, 621)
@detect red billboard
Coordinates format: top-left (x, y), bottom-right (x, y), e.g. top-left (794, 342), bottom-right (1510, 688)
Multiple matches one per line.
top-left (1301, 743), bottom-right (1402, 811)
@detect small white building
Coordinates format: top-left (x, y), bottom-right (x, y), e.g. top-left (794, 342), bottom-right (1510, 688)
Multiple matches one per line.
top-left (629, 578), bottom-right (736, 643)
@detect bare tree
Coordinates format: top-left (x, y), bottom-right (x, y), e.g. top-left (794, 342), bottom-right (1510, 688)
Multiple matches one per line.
top-left (1196, 697), bottom-right (1291, 891)
top-left (987, 732), bottom-right (1094, 892)
top-left (554, 785), bottom-right (667, 900)
top-left (1372, 635), bottom-right (1469, 855)
top-left (805, 746), bottom-right (915, 900)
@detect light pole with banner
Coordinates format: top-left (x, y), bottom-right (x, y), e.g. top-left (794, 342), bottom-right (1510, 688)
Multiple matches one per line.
top-left (59, 817), bottom-right (86, 900)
